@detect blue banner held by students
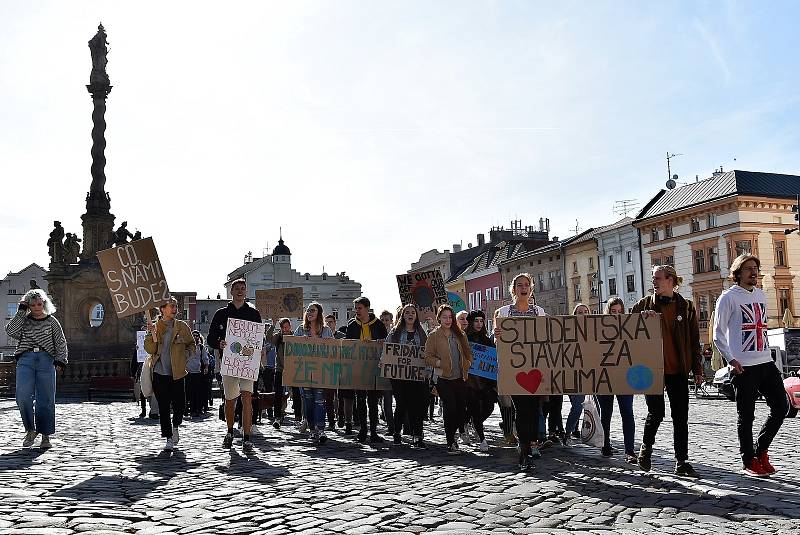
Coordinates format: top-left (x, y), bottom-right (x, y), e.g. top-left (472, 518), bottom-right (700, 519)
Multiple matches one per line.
top-left (469, 343), bottom-right (497, 380)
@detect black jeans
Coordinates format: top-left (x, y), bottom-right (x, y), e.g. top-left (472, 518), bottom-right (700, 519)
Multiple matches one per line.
top-left (291, 387), bottom-right (303, 419)
top-left (466, 386), bottom-right (496, 442)
top-left (438, 378), bottom-right (468, 446)
top-left (512, 395), bottom-right (541, 452)
top-left (732, 361), bottom-right (788, 466)
top-left (391, 379), bottom-right (429, 437)
top-left (272, 370), bottom-right (284, 420)
top-left (545, 395), bottom-right (564, 436)
top-left (642, 373), bottom-right (690, 461)
top-left (187, 372), bottom-right (205, 415)
top-left (356, 390), bottom-right (381, 434)
top-left (152, 373), bottom-right (185, 438)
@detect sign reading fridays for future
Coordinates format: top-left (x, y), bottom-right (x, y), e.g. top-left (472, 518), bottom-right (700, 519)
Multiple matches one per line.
top-left (396, 270), bottom-right (448, 322)
top-left (496, 314), bottom-right (664, 395)
top-left (97, 238), bottom-right (170, 317)
top-left (380, 343), bottom-right (428, 381)
top-left (283, 337), bottom-right (391, 390)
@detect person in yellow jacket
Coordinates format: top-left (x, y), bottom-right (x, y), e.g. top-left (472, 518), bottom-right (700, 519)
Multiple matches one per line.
top-left (144, 297), bottom-right (195, 451)
top-left (424, 304), bottom-right (473, 453)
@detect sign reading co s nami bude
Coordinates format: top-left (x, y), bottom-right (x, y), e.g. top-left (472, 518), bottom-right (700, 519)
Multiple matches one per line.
top-left (496, 314), bottom-right (664, 395)
top-left (97, 238), bottom-right (170, 318)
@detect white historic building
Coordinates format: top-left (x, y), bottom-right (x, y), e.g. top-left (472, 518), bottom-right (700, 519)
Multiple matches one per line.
top-left (223, 237), bottom-right (362, 326)
top-left (596, 217), bottom-right (645, 309)
top-left (1, 263), bottom-right (48, 358)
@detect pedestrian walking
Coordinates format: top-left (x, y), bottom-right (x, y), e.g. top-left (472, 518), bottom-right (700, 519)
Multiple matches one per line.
top-left (562, 303), bottom-right (590, 445)
top-left (295, 302), bottom-right (334, 444)
top-left (379, 310), bottom-right (396, 436)
top-left (186, 331), bottom-right (209, 417)
top-left (266, 317), bottom-right (293, 429)
top-left (464, 310), bottom-right (496, 452)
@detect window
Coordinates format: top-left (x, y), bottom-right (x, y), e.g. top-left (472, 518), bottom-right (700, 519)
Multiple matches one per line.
top-left (651, 227), bottom-right (659, 242)
top-left (549, 271), bottom-right (558, 290)
top-left (493, 286), bottom-right (500, 300)
top-left (200, 310), bottom-right (209, 324)
top-left (626, 251), bottom-right (632, 263)
top-left (485, 288), bottom-right (491, 304)
top-left (651, 256), bottom-right (661, 268)
top-left (538, 274), bottom-right (545, 292)
top-left (6, 303), bottom-right (16, 318)
top-left (694, 249), bottom-right (705, 273)
top-left (665, 224), bottom-right (673, 238)
top-left (735, 240), bottom-right (752, 256)
top-left (537, 260), bottom-right (542, 265)
top-left (626, 274), bottom-right (636, 293)
top-left (707, 247), bottom-right (719, 271)
top-left (475, 291), bottom-right (482, 310)
top-left (574, 284), bottom-right (581, 302)
top-left (608, 278), bottom-right (617, 296)
top-left (691, 218), bottom-right (701, 233)
top-left (468, 293), bottom-right (474, 311)
top-left (572, 261), bottom-right (578, 274)
top-left (776, 241), bottom-right (787, 267)
top-left (556, 269), bottom-right (564, 288)
top-left (779, 289), bottom-right (792, 316)
top-left (698, 295), bottom-right (708, 321)
top-left (707, 213), bottom-right (718, 228)
top-left (588, 257), bottom-right (594, 270)
top-left (608, 255), bottom-right (614, 267)
top-left (664, 255), bottom-right (674, 266)
top-left (590, 279), bottom-right (598, 298)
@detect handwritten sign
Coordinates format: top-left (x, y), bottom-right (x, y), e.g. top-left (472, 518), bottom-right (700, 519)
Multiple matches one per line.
top-left (496, 314), bottom-right (663, 395)
top-left (136, 331), bottom-right (149, 363)
top-left (468, 343), bottom-right (497, 380)
top-left (283, 337), bottom-right (391, 390)
top-left (220, 318), bottom-right (265, 380)
top-left (396, 270), bottom-right (448, 322)
top-left (255, 288), bottom-right (304, 320)
top-left (97, 238), bottom-right (170, 317)
top-left (380, 343), bottom-right (428, 381)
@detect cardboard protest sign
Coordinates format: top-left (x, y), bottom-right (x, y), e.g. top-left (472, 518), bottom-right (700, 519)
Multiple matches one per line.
top-left (283, 337), bottom-right (390, 390)
top-left (380, 343), bottom-right (428, 381)
top-left (136, 331), bottom-right (149, 363)
top-left (255, 288), bottom-right (304, 320)
top-left (97, 238), bottom-right (170, 317)
top-left (496, 314), bottom-right (663, 395)
top-left (220, 318), bottom-right (265, 381)
top-left (468, 343), bottom-right (497, 380)
top-left (396, 270), bottom-right (448, 321)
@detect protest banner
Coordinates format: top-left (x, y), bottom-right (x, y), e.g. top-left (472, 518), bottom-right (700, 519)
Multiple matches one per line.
top-left (468, 343), bottom-right (497, 380)
top-left (136, 331), bottom-right (149, 363)
top-left (396, 270), bottom-right (448, 321)
top-left (220, 318), bottom-right (265, 381)
top-left (283, 337), bottom-right (390, 390)
top-left (97, 238), bottom-right (170, 318)
top-left (496, 314), bottom-right (663, 395)
top-left (379, 342), bottom-right (428, 381)
top-left (255, 288), bottom-right (304, 320)
top-left (447, 291), bottom-right (466, 313)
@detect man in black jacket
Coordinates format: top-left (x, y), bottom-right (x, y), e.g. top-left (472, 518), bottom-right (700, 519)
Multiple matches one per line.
top-left (346, 297), bottom-right (388, 443)
top-left (207, 278), bottom-right (263, 453)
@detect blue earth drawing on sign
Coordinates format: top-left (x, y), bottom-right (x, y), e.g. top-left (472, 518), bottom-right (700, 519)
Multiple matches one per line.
top-left (448, 292), bottom-right (466, 313)
top-left (626, 365), bottom-right (654, 391)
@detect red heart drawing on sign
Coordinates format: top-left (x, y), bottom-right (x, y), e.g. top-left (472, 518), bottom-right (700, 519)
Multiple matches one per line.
top-left (516, 370), bottom-right (543, 394)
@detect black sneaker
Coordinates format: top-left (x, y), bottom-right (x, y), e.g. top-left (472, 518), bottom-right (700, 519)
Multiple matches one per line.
top-left (337, 419), bottom-right (344, 429)
top-left (601, 446), bottom-right (614, 458)
top-left (675, 462), bottom-right (699, 478)
top-left (345, 423), bottom-right (353, 436)
top-left (370, 433), bottom-right (385, 444)
top-left (273, 419), bottom-right (281, 430)
top-left (222, 432), bottom-right (233, 449)
top-left (414, 438), bottom-right (428, 450)
top-left (357, 430), bottom-right (368, 443)
top-left (638, 445), bottom-right (652, 471)
top-left (518, 453), bottom-right (534, 472)
top-left (571, 430), bottom-right (580, 439)
top-left (243, 440), bottom-right (254, 454)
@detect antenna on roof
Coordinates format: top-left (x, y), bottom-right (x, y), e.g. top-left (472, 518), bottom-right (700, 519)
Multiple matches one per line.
top-left (613, 199), bottom-right (639, 217)
top-left (666, 151), bottom-right (684, 189)
top-left (571, 219), bottom-right (581, 234)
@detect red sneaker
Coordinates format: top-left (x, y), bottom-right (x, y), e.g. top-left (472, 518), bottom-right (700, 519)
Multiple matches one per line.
top-left (758, 451), bottom-right (776, 474)
top-left (742, 457), bottom-right (770, 477)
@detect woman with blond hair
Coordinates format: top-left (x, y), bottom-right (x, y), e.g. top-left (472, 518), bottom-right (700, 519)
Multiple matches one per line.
top-left (424, 304), bottom-right (473, 452)
top-left (295, 302), bottom-right (334, 444)
top-left (493, 273), bottom-right (546, 471)
top-left (5, 289), bottom-right (67, 449)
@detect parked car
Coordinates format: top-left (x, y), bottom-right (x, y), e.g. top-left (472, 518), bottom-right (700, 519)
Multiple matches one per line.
top-left (785, 372), bottom-right (800, 418)
top-left (713, 366), bottom-right (735, 401)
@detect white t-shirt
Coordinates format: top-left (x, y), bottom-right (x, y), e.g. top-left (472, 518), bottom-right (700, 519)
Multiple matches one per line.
top-left (713, 285), bottom-right (773, 367)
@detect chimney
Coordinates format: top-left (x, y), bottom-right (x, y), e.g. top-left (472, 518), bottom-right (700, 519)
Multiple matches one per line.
top-left (477, 233), bottom-right (485, 246)
top-left (453, 243), bottom-right (462, 253)
top-left (552, 236), bottom-right (559, 242)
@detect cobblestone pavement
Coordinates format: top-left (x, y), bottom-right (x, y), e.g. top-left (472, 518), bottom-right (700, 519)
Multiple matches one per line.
top-left (0, 395), bottom-right (798, 535)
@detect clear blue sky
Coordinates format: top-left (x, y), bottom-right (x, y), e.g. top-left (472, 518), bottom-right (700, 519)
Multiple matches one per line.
top-left (2, 1), bottom-right (799, 310)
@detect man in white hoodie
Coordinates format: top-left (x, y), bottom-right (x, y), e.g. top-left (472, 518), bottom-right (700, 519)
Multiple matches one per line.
top-left (713, 254), bottom-right (788, 477)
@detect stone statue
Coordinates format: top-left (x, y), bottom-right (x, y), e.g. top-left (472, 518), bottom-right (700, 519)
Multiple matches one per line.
top-left (47, 221), bottom-right (65, 264)
top-left (88, 24), bottom-right (110, 86)
top-left (111, 221), bottom-right (134, 246)
top-left (132, 230), bottom-right (142, 241)
top-left (63, 233), bottom-right (82, 264)
top-left (29, 279), bottom-right (40, 290)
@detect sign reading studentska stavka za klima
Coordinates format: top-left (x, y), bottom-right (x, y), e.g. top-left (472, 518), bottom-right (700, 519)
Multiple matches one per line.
top-left (496, 314), bottom-right (663, 395)
top-left (97, 238), bottom-right (170, 317)
top-left (283, 337), bottom-right (391, 390)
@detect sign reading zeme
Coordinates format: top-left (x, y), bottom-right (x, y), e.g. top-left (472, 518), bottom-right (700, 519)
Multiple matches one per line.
top-left (255, 288), bottom-right (304, 320)
top-left (380, 343), bottom-right (428, 381)
top-left (283, 337), bottom-right (391, 390)
top-left (97, 238), bottom-right (170, 317)
top-left (396, 270), bottom-right (448, 321)
top-left (496, 314), bottom-right (664, 395)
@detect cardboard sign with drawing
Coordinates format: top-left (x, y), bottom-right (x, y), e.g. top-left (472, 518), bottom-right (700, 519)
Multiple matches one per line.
top-left (396, 270), bottom-right (448, 322)
top-left (220, 318), bottom-right (265, 381)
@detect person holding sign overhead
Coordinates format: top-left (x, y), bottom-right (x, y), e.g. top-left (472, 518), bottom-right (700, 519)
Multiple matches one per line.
top-left (425, 304), bottom-right (473, 453)
top-left (634, 265), bottom-right (703, 477)
top-left (386, 304), bottom-right (429, 448)
top-left (207, 278), bottom-right (263, 454)
top-left (294, 303), bottom-right (334, 444)
top-left (494, 273), bottom-right (546, 471)
top-left (144, 297), bottom-right (196, 452)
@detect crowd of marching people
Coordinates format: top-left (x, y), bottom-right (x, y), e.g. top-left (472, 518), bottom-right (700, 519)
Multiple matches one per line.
top-left (5, 254), bottom-right (789, 478)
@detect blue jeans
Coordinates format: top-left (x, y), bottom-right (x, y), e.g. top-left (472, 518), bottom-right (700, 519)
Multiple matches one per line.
top-left (597, 394), bottom-right (635, 454)
top-left (565, 395), bottom-right (585, 434)
top-left (15, 351), bottom-right (57, 436)
top-left (302, 388), bottom-right (326, 430)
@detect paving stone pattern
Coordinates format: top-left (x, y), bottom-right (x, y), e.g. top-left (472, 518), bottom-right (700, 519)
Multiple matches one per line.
top-left (0, 396), bottom-right (798, 534)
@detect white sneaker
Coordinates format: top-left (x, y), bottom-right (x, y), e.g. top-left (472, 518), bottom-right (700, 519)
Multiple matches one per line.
top-left (299, 420), bottom-right (308, 433)
top-left (164, 438), bottom-right (174, 451)
top-left (460, 432), bottom-right (472, 445)
top-left (172, 426), bottom-right (180, 445)
top-left (479, 439), bottom-right (489, 452)
top-left (23, 430), bottom-right (38, 447)
top-left (40, 435), bottom-right (52, 449)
